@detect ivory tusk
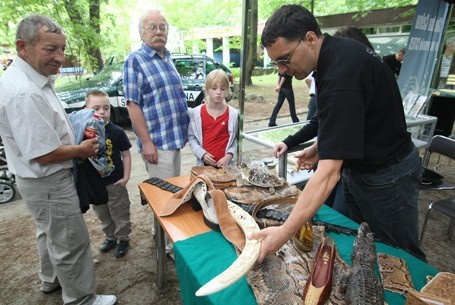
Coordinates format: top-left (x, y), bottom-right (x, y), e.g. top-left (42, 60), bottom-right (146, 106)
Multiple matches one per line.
top-left (195, 200), bottom-right (261, 296)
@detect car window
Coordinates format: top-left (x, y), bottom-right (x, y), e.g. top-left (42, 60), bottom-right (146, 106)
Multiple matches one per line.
top-left (174, 59), bottom-right (206, 80)
top-left (206, 60), bottom-right (217, 75)
top-left (92, 63), bottom-right (123, 85)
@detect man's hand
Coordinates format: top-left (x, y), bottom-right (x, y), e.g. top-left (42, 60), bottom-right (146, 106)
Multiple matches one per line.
top-left (248, 225), bottom-right (292, 263)
top-left (142, 141), bottom-right (158, 164)
top-left (295, 145), bottom-right (318, 171)
top-left (79, 138), bottom-right (99, 159)
top-left (273, 142), bottom-right (288, 158)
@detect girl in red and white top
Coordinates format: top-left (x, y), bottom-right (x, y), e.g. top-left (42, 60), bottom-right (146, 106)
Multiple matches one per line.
top-left (188, 69), bottom-right (239, 168)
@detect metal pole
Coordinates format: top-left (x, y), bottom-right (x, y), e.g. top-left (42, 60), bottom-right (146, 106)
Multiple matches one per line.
top-left (237, 0), bottom-right (251, 164)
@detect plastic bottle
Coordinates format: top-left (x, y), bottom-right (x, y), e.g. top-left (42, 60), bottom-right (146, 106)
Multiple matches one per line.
top-left (294, 220), bottom-right (313, 252)
top-left (84, 113), bottom-right (101, 139)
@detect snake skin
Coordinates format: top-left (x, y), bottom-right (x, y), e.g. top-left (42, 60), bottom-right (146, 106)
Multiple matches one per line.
top-left (247, 226), bottom-right (351, 305)
top-left (341, 222), bottom-right (384, 305)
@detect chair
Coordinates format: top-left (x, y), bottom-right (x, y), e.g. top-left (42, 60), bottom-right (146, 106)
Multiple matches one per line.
top-left (420, 135), bottom-right (455, 190)
top-left (419, 135), bottom-right (455, 245)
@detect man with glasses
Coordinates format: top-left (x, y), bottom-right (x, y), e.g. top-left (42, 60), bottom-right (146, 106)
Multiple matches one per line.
top-left (123, 9), bottom-right (189, 258)
top-left (250, 4), bottom-right (426, 263)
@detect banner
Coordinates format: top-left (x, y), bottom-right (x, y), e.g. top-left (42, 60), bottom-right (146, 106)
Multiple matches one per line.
top-left (397, 0), bottom-right (451, 97)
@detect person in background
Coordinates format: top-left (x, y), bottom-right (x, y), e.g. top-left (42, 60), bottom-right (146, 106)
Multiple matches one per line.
top-left (85, 90), bottom-right (132, 259)
top-left (252, 5), bottom-right (425, 263)
top-left (188, 69), bottom-right (239, 167)
top-left (334, 26), bottom-right (374, 50)
top-left (305, 71), bottom-right (316, 120)
top-left (268, 71), bottom-right (299, 127)
top-left (0, 14), bottom-right (116, 305)
top-left (383, 48), bottom-right (405, 77)
top-left (123, 9), bottom-right (189, 258)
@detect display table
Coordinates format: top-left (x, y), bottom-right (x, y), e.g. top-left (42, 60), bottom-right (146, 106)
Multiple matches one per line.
top-left (139, 175), bottom-right (439, 305)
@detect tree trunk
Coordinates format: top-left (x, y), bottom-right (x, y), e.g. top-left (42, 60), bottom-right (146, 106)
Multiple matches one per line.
top-left (89, 0), bottom-right (104, 71)
top-left (245, 0), bottom-right (258, 86)
top-left (62, 0), bottom-right (104, 72)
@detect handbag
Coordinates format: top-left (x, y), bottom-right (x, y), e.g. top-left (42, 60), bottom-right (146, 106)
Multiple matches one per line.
top-left (74, 158), bottom-right (109, 213)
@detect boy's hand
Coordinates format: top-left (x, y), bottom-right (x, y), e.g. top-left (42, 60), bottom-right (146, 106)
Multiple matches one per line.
top-left (114, 177), bottom-right (129, 187)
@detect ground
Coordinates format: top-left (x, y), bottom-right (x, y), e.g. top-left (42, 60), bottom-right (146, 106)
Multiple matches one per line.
top-left (1, 80), bottom-right (454, 305)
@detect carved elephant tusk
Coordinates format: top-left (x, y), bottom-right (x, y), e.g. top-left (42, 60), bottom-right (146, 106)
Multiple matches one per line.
top-left (195, 200), bottom-right (262, 296)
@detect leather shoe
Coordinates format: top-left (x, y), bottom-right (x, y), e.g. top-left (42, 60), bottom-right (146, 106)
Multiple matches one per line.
top-left (303, 236), bottom-right (336, 305)
top-left (114, 240), bottom-right (129, 258)
top-left (100, 239), bottom-right (116, 253)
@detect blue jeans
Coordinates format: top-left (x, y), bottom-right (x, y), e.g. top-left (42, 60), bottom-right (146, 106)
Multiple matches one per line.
top-left (342, 146), bottom-right (426, 261)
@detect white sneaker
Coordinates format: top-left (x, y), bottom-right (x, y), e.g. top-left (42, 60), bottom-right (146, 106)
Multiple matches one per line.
top-left (92, 295), bottom-right (117, 305)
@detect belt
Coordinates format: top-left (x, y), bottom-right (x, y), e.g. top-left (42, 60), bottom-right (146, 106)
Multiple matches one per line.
top-left (347, 143), bottom-right (413, 174)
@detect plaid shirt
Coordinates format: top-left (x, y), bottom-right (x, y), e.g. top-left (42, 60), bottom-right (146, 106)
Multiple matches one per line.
top-left (123, 43), bottom-right (189, 151)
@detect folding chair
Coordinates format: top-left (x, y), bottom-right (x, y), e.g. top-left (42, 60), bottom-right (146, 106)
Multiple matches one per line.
top-left (419, 135), bottom-right (455, 245)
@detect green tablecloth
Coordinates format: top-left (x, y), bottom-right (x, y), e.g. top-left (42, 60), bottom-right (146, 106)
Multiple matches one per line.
top-left (174, 205), bottom-right (438, 305)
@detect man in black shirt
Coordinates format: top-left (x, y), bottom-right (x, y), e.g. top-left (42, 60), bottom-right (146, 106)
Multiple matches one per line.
top-left (383, 48), bottom-right (405, 77)
top-left (250, 5), bottom-right (425, 262)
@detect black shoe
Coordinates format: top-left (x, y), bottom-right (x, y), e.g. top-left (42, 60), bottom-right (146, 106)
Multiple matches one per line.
top-left (99, 239), bottom-right (116, 253)
top-left (268, 123), bottom-right (277, 127)
top-left (114, 240), bottom-right (129, 258)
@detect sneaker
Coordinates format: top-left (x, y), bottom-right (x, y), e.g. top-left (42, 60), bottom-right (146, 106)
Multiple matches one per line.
top-left (114, 240), bottom-right (129, 258)
top-left (92, 294), bottom-right (117, 305)
top-left (99, 239), bottom-right (116, 253)
top-left (40, 281), bottom-right (61, 294)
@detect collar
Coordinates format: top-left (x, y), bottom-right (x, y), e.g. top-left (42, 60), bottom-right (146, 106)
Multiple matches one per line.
top-left (12, 56), bottom-right (56, 89)
top-left (140, 43), bottom-right (170, 59)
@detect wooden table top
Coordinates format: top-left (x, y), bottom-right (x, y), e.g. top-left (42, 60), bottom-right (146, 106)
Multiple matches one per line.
top-left (139, 175), bottom-right (212, 242)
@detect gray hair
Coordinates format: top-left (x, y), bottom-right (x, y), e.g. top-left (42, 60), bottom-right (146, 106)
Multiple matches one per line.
top-left (138, 9), bottom-right (166, 35)
top-left (16, 14), bottom-right (62, 51)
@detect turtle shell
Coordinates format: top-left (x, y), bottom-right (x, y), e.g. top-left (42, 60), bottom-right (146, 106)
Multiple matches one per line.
top-left (247, 168), bottom-right (285, 188)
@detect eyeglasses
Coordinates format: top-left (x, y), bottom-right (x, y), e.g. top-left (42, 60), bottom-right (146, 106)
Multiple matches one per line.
top-left (143, 24), bottom-right (168, 34)
top-left (270, 37), bottom-right (304, 67)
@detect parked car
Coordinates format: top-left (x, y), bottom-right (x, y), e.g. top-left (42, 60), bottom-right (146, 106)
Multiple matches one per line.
top-left (172, 54), bottom-right (235, 107)
top-left (55, 54), bottom-right (234, 122)
top-left (55, 62), bottom-right (128, 124)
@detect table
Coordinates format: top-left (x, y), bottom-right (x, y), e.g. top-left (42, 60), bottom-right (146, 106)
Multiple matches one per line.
top-left (140, 175), bottom-right (439, 305)
top-left (139, 176), bottom-right (211, 292)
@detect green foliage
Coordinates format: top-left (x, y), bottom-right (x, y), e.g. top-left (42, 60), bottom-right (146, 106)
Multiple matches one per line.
top-left (0, 0), bottom-right (130, 72)
top-left (0, 0), bottom-right (420, 73)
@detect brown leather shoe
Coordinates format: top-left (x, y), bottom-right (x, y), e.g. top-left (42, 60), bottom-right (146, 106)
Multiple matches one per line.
top-left (303, 236), bottom-right (336, 305)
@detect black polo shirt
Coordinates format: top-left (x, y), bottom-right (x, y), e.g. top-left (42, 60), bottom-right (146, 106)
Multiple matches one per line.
top-left (315, 34), bottom-right (412, 169)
